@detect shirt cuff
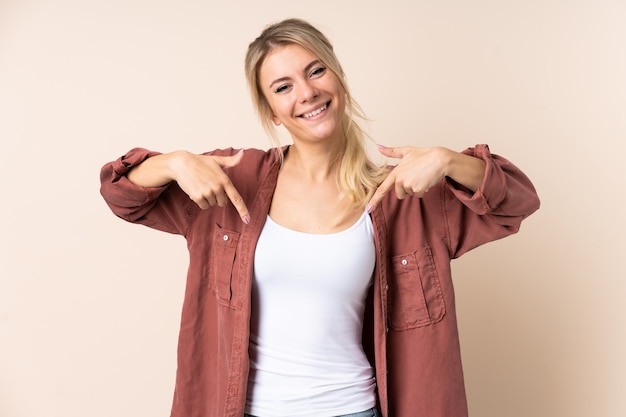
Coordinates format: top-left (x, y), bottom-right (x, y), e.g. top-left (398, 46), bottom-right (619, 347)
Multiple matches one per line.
top-left (445, 144), bottom-right (506, 215)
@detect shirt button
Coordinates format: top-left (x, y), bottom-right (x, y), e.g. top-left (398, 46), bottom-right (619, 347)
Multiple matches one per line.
top-left (223, 235), bottom-right (229, 241)
top-left (401, 259), bottom-right (408, 266)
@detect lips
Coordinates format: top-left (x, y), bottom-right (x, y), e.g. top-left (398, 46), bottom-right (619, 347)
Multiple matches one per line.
top-left (299, 101), bottom-right (330, 118)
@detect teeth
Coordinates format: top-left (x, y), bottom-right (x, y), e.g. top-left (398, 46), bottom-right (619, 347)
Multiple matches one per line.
top-left (303, 103), bottom-right (327, 118)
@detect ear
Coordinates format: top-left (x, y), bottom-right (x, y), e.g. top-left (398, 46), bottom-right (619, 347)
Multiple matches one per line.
top-left (272, 115), bottom-right (281, 126)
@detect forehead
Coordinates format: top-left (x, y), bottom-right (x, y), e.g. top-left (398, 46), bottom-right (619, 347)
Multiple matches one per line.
top-left (259, 44), bottom-right (319, 83)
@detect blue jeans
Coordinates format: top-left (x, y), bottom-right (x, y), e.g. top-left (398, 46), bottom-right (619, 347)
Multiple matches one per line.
top-left (244, 408), bottom-right (378, 417)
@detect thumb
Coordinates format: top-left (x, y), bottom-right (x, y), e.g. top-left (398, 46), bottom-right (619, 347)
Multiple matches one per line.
top-left (213, 148), bottom-right (244, 168)
top-left (377, 144), bottom-right (411, 159)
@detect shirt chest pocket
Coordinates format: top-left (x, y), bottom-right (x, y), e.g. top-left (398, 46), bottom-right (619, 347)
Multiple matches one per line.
top-left (388, 246), bottom-right (446, 330)
top-left (208, 225), bottom-right (240, 308)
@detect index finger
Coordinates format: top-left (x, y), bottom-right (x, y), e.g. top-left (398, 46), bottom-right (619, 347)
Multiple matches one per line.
top-left (366, 174), bottom-right (395, 213)
top-left (223, 181), bottom-right (250, 224)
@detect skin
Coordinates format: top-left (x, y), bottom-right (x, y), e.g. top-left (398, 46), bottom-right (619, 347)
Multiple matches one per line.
top-left (259, 44), bottom-right (361, 233)
top-left (127, 43), bottom-right (486, 230)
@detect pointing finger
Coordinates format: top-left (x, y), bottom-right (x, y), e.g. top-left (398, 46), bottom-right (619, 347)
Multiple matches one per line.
top-left (212, 148), bottom-right (245, 169)
top-left (366, 173), bottom-right (395, 213)
top-left (377, 145), bottom-right (412, 159)
top-left (222, 180), bottom-right (250, 224)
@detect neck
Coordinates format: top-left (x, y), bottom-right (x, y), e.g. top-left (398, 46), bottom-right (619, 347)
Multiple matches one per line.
top-left (285, 139), bottom-right (345, 182)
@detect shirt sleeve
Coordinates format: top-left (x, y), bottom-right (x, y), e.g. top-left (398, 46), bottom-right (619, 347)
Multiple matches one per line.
top-left (443, 144), bottom-right (540, 258)
top-left (99, 147), bottom-right (193, 235)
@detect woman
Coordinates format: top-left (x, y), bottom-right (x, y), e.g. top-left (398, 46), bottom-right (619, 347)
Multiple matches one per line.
top-left (100, 18), bottom-right (539, 417)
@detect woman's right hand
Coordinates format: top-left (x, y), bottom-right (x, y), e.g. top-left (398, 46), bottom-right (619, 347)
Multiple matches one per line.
top-left (128, 149), bottom-right (250, 224)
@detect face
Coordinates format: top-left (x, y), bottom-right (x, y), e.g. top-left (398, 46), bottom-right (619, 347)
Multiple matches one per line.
top-left (258, 44), bottom-right (346, 145)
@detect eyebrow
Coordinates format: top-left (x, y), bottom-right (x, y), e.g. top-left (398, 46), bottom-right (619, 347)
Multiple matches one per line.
top-left (268, 59), bottom-right (322, 89)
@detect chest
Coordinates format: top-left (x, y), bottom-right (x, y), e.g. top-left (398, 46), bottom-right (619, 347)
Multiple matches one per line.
top-left (254, 213), bottom-right (376, 297)
top-left (268, 170), bottom-right (362, 234)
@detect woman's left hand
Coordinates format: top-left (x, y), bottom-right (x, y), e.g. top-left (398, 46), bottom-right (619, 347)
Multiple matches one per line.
top-left (366, 145), bottom-right (447, 211)
top-left (366, 145), bottom-right (485, 213)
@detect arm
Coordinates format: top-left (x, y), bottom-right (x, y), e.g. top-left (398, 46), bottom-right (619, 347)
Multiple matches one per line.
top-left (127, 150), bottom-right (248, 223)
top-left (125, 151), bottom-right (182, 187)
top-left (442, 144), bottom-right (540, 257)
top-left (100, 148), bottom-right (250, 232)
top-left (367, 144), bottom-right (540, 256)
top-left (367, 145), bottom-right (486, 210)
top-left (441, 148), bottom-right (486, 193)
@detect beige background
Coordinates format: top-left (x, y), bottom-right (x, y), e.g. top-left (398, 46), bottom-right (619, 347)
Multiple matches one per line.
top-left (1, 0), bottom-right (624, 416)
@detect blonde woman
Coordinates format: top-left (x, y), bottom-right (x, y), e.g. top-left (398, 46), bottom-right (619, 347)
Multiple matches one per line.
top-left (100, 18), bottom-right (539, 417)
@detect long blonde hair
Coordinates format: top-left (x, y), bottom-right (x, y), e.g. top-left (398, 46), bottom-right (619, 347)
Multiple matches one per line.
top-left (245, 18), bottom-right (387, 208)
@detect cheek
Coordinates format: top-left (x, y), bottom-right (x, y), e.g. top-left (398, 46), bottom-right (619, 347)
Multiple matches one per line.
top-left (331, 82), bottom-right (347, 109)
top-left (269, 97), bottom-right (295, 120)
top-left (333, 92), bottom-right (346, 116)
top-left (262, 95), bottom-right (281, 119)
top-left (266, 100), bottom-right (291, 127)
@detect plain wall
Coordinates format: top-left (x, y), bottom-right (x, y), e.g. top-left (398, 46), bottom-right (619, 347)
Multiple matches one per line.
top-left (1, 0), bottom-right (624, 416)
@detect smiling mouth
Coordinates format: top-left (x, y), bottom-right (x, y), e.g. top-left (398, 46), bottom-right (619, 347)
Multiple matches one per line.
top-left (300, 101), bottom-right (330, 118)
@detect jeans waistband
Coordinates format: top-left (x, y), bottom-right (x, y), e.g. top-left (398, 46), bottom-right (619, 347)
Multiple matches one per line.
top-left (244, 407), bottom-right (378, 417)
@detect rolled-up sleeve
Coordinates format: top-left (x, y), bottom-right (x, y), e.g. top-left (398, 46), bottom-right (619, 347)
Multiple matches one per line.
top-left (444, 144), bottom-right (540, 258)
top-left (99, 147), bottom-right (190, 235)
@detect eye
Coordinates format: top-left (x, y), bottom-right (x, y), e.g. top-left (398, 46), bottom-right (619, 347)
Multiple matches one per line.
top-left (274, 84), bottom-right (291, 94)
top-left (310, 66), bottom-right (326, 78)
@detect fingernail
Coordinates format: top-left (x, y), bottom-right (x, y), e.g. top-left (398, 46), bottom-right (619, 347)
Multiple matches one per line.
top-left (243, 215), bottom-right (250, 225)
top-left (365, 204), bottom-right (373, 214)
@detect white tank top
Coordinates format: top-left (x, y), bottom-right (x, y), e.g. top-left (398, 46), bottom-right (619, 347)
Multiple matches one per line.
top-left (245, 212), bottom-right (376, 417)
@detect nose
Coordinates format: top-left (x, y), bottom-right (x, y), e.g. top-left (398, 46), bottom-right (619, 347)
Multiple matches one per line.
top-left (299, 80), bottom-right (319, 103)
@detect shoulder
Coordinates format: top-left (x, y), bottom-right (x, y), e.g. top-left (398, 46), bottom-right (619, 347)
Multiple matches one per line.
top-left (239, 147), bottom-right (280, 175)
top-left (203, 147), bottom-right (279, 165)
top-left (213, 147), bottom-right (281, 194)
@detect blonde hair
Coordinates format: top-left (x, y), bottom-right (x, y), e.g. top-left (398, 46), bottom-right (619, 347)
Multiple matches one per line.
top-left (245, 18), bottom-right (387, 208)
